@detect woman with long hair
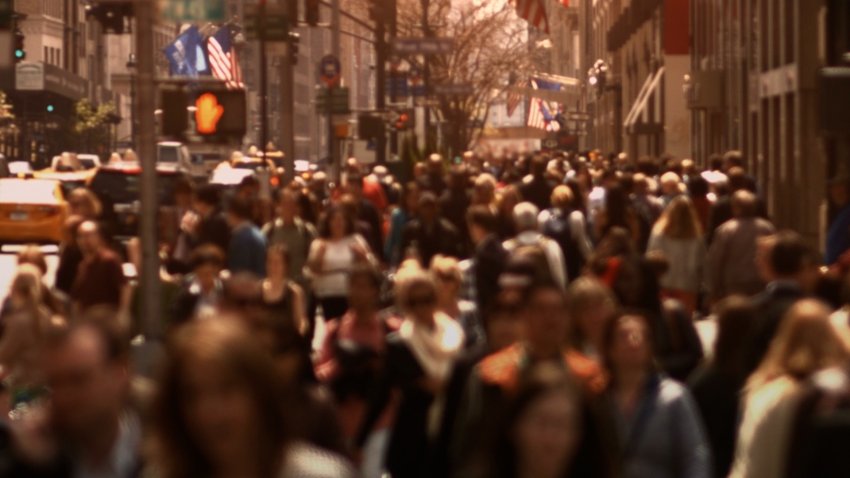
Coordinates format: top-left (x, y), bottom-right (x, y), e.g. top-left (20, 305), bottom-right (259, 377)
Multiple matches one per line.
top-left (479, 364), bottom-right (611, 478)
top-left (729, 299), bottom-right (850, 478)
top-left (566, 277), bottom-right (618, 360)
top-left (149, 318), bottom-right (353, 478)
top-left (306, 205), bottom-right (375, 322)
top-left (602, 311), bottom-right (711, 478)
top-left (431, 255), bottom-right (482, 348)
top-left (262, 244), bottom-right (307, 336)
top-left (356, 263), bottom-right (464, 478)
top-left (647, 195), bottom-right (706, 314)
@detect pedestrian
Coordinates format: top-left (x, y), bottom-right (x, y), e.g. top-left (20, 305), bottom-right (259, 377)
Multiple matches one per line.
top-left (826, 174), bottom-right (850, 265)
top-left (225, 195), bottom-right (267, 277)
top-left (71, 220), bottom-right (129, 317)
top-left (539, 185), bottom-right (594, 283)
top-left (149, 319), bottom-right (355, 478)
top-left (519, 154), bottom-right (557, 212)
top-left (385, 181), bottom-right (420, 267)
top-left (55, 215), bottom-right (86, 295)
top-left (503, 202), bottom-right (568, 289)
top-left (170, 245), bottom-right (225, 325)
top-left (8, 245), bottom-right (69, 319)
top-left (689, 296), bottom-right (758, 478)
top-left (602, 311), bottom-right (712, 478)
top-left (262, 188), bottom-right (316, 296)
top-left (566, 277), bottom-right (618, 360)
top-left (356, 265), bottom-right (464, 478)
top-left (431, 255), bottom-right (483, 348)
top-left (189, 184), bottom-right (231, 254)
top-left (306, 205), bottom-right (376, 322)
top-left (439, 165), bottom-right (472, 253)
top-left (399, 192), bottom-right (462, 268)
top-left (465, 205), bottom-right (508, 314)
top-left (647, 195), bottom-right (706, 314)
top-left (729, 299), bottom-right (850, 478)
top-left (261, 244), bottom-right (307, 337)
top-left (473, 364), bottom-right (612, 478)
top-left (706, 190), bottom-right (776, 302)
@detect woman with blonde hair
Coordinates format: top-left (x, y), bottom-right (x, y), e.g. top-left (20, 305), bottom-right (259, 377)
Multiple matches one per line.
top-left (647, 195), bottom-right (706, 314)
top-left (357, 264), bottom-right (464, 477)
top-left (431, 255), bottom-right (482, 348)
top-left (729, 299), bottom-right (850, 478)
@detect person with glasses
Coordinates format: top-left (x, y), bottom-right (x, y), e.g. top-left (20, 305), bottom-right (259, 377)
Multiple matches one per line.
top-left (356, 263), bottom-right (464, 478)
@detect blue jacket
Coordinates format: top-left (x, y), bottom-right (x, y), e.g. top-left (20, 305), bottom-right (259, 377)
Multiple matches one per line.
top-left (228, 223), bottom-right (267, 277)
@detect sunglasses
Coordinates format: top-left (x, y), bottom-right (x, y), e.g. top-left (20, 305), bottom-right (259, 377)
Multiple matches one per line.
top-left (407, 294), bottom-right (436, 308)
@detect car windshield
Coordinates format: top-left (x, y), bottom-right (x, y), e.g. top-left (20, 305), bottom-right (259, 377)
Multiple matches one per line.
top-left (89, 170), bottom-right (181, 205)
top-left (79, 158), bottom-right (97, 169)
top-left (158, 145), bottom-right (179, 163)
top-left (0, 180), bottom-right (58, 204)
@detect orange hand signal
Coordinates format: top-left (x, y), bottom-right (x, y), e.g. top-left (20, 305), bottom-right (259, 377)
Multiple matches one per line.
top-left (195, 93), bottom-right (224, 134)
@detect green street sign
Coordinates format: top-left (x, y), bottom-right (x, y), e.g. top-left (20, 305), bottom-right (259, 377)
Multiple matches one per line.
top-left (315, 87), bottom-right (351, 114)
top-left (160, 0), bottom-right (225, 22)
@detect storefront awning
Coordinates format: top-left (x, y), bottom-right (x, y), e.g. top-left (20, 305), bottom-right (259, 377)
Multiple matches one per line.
top-left (15, 62), bottom-right (88, 101)
top-left (624, 66), bottom-right (664, 135)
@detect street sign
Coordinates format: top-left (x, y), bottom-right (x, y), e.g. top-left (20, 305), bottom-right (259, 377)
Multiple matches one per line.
top-left (315, 87), bottom-right (350, 114)
top-left (433, 83), bottom-right (474, 96)
top-left (160, 0), bottom-right (225, 22)
top-left (244, 5), bottom-right (289, 42)
top-left (319, 55), bottom-right (342, 88)
top-left (392, 37), bottom-right (454, 55)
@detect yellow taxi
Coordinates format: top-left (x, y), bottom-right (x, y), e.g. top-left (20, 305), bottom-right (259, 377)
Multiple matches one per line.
top-left (0, 178), bottom-right (68, 245)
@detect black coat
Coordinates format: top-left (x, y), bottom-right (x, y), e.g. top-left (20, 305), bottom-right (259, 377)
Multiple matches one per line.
top-left (519, 175), bottom-right (555, 212)
top-left (439, 189), bottom-right (472, 252)
top-left (688, 365), bottom-right (745, 478)
top-left (747, 282), bottom-right (804, 375)
top-left (357, 334), bottom-right (437, 478)
top-left (473, 234), bottom-right (508, 314)
top-left (194, 210), bottom-right (231, 253)
top-left (401, 218), bottom-right (462, 268)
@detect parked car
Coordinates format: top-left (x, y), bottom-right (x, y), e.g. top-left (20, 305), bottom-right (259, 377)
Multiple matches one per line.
top-left (158, 141), bottom-right (207, 180)
top-left (0, 178), bottom-right (68, 245)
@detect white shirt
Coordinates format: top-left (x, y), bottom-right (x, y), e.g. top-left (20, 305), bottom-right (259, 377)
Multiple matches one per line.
top-left (308, 235), bottom-right (370, 298)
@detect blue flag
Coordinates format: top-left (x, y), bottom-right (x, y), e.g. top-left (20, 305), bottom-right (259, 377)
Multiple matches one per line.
top-left (163, 25), bottom-right (210, 77)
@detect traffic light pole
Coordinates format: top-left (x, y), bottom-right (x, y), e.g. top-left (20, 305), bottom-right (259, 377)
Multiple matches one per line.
top-left (134, 0), bottom-right (161, 340)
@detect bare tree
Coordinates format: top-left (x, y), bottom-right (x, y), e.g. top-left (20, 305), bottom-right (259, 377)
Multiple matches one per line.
top-left (393, 0), bottom-right (532, 156)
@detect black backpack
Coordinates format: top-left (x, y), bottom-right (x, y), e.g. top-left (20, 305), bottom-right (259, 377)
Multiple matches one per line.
top-left (542, 209), bottom-right (585, 282)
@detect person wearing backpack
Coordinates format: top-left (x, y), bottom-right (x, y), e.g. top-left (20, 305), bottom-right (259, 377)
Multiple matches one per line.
top-left (503, 202), bottom-right (567, 289)
top-left (540, 185), bottom-right (593, 283)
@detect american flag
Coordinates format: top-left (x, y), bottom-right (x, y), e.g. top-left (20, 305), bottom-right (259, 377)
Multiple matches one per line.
top-left (506, 78), bottom-right (527, 118)
top-left (527, 77), bottom-right (562, 131)
top-left (208, 27), bottom-right (244, 89)
top-left (514, 0), bottom-right (549, 34)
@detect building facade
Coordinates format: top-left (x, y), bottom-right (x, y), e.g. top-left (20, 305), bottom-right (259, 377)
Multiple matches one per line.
top-left (586, 0), bottom-right (690, 161)
top-left (688, 0), bottom-right (847, 242)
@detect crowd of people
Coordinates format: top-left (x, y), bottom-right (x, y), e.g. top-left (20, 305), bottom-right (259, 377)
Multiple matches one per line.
top-left (1, 148), bottom-right (850, 478)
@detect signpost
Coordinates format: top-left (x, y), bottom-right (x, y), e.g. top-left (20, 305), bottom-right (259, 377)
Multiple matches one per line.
top-left (392, 37), bottom-right (454, 55)
top-left (160, 0), bottom-right (225, 21)
top-left (319, 54), bottom-right (342, 88)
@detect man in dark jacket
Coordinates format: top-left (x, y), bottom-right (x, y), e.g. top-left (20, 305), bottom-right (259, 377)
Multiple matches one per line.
top-left (747, 230), bottom-right (820, 374)
top-left (400, 192), bottom-right (461, 268)
top-left (191, 185), bottom-right (231, 253)
top-left (439, 166), bottom-right (472, 254)
top-left (225, 196), bottom-right (267, 277)
top-left (465, 205), bottom-right (507, 314)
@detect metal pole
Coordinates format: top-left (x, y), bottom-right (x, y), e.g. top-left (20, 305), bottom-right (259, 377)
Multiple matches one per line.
top-left (330, 0), bottom-right (341, 177)
top-left (327, 86), bottom-right (335, 180)
top-left (281, 43), bottom-right (295, 183)
top-left (331, 0), bottom-right (341, 59)
top-left (259, 0), bottom-right (269, 159)
top-left (134, 0), bottom-right (160, 339)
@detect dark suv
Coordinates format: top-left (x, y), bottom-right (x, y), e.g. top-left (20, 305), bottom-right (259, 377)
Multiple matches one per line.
top-left (89, 163), bottom-right (187, 242)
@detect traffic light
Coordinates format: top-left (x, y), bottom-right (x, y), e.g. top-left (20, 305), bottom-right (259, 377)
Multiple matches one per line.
top-left (160, 87), bottom-right (189, 139)
top-left (192, 87), bottom-right (247, 143)
top-left (46, 104), bottom-right (55, 113)
top-left (305, 0), bottom-right (320, 26)
top-left (394, 109), bottom-right (413, 131)
top-left (288, 31), bottom-right (300, 65)
top-left (14, 29), bottom-right (24, 62)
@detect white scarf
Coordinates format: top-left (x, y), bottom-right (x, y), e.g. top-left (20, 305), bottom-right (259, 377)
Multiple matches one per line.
top-left (399, 312), bottom-right (464, 381)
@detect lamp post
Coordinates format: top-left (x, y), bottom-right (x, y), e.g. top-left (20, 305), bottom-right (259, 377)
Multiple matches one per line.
top-left (126, 52), bottom-right (137, 149)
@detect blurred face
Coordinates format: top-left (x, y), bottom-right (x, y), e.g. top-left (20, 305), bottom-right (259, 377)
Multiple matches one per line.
top-left (266, 252), bottom-right (287, 280)
top-left (405, 188), bottom-right (420, 212)
top-left (45, 328), bottom-right (127, 440)
top-left (406, 284), bottom-right (438, 324)
top-left (435, 271), bottom-right (460, 300)
top-left (329, 211), bottom-right (346, 238)
top-left (419, 202), bottom-right (437, 222)
top-left (514, 391), bottom-right (580, 477)
top-left (278, 194), bottom-right (297, 221)
top-left (348, 274), bottom-right (378, 311)
top-left (487, 310), bottom-right (523, 351)
top-left (181, 356), bottom-right (260, 464)
top-left (524, 289), bottom-right (568, 357)
top-left (608, 316), bottom-right (652, 372)
top-left (575, 300), bottom-right (615, 348)
top-left (195, 263), bottom-right (220, 293)
top-left (76, 223), bottom-right (101, 256)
